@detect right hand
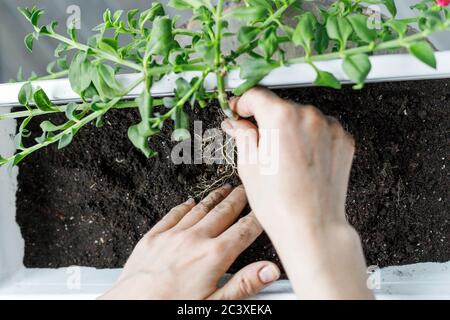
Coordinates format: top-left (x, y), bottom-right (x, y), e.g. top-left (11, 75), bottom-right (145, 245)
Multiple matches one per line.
top-left (222, 87), bottom-right (373, 299)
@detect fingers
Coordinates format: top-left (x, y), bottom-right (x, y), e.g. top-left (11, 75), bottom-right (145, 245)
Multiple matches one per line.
top-left (175, 184), bottom-right (233, 230)
top-left (195, 185), bottom-right (248, 237)
top-left (146, 199), bottom-right (196, 236)
top-left (230, 87), bottom-right (285, 125)
top-left (208, 261), bottom-right (280, 300)
top-left (216, 212), bottom-right (263, 260)
top-left (221, 119), bottom-right (258, 175)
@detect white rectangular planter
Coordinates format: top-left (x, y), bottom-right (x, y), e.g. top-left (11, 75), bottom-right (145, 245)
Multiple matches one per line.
top-left (1, 50), bottom-right (450, 300)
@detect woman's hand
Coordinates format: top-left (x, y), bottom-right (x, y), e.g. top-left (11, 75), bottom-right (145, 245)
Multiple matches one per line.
top-left (100, 185), bottom-right (280, 300)
top-left (222, 88), bottom-right (373, 299)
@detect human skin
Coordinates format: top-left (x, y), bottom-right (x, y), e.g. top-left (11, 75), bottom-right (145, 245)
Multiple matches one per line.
top-left (221, 87), bottom-right (373, 299)
top-left (100, 184), bottom-right (281, 300)
top-left (102, 88), bottom-right (373, 300)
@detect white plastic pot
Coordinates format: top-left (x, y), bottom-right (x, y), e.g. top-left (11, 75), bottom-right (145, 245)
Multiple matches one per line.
top-left (1, 0), bottom-right (450, 299)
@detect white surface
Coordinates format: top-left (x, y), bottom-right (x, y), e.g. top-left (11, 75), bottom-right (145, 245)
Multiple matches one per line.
top-left (2, 262), bottom-right (450, 300)
top-left (0, 110), bottom-right (23, 284)
top-left (1, 51), bottom-right (450, 107)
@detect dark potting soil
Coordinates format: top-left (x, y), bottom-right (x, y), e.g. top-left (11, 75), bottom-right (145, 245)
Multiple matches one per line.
top-left (16, 79), bottom-right (449, 274)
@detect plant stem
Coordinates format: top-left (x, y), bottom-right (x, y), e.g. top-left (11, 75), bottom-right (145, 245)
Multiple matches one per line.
top-left (214, 0), bottom-right (235, 119)
top-left (30, 70), bottom-right (69, 81)
top-left (174, 29), bottom-right (201, 37)
top-left (48, 32), bottom-right (143, 72)
top-left (155, 70), bottom-right (210, 123)
top-left (287, 28), bottom-right (437, 65)
top-left (0, 100), bottom-right (167, 120)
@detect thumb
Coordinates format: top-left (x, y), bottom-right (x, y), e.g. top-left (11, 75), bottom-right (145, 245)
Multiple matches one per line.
top-left (221, 119), bottom-right (258, 174)
top-left (208, 261), bottom-right (280, 300)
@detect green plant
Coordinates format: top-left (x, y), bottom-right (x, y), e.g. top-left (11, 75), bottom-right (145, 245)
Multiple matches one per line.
top-left (0, 0), bottom-right (449, 167)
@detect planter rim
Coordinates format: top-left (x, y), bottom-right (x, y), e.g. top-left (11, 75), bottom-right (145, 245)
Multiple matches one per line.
top-left (1, 50), bottom-right (450, 108)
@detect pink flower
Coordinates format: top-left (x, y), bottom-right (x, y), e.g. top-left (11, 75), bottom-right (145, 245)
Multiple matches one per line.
top-left (437, 0), bottom-right (450, 6)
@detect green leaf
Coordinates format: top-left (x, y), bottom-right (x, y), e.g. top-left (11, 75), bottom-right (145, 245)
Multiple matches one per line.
top-left (69, 52), bottom-right (92, 95)
top-left (91, 64), bottom-right (123, 100)
top-left (139, 3), bottom-right (165, 29)
top-left (384, 0), bottom-right (397, 18)
top-left (58, 131), bottom-right (74, 149)
top-left (314, 25), bottom-right (329, 54)
top-left (136, 90), bottom-right (153, 135)
top-left (175, 78), bottom-right (192, 98)
top-left (326, 16), bottom-right (353, 47)
top-left (24, 33), bottom-right (34, 52)
top-left (172, 107), bottom-right (190, 142)
top-left (127, 8), bottom-right (139, 27)
top-left (238, 26), bottom-right (259, 44)
top-left (97, 64), bottom-right (123, 93)
top-left (57, 57), bottom-right (69, 70)
top-left (30, 8), bottom-right (44, 27)
top-left (98, 38), bottom-right (119, 56)
top-left (347, 14), bottom-right (377, 43)
top-left (16, 67), bottom-right (24, 82)
top-left (258, 28), bottom-right (278, 59)
top-left (145, 16), bottom-right (177, 59)
top-left (18, 7), bottom-right (33, 22)
top-left (40, 21), bottom-right (58, 35)
top-left (292, 12), bottom-right (317, 52)
top-left (231, 6), bottom-right (268, 22)
top-left (65, 102), bottom-right (79, 121)
top-left (18, 83), bottom-right (33, 106)
top-left (13, 154), bottom-right (27, 166)
top-left (169, 0), bottom-right (213, 11)
top-left (33, 88), bottom-right (56, 111)
top-left (343, 54), bottom-right (372, 88)
top-left (113, 10), bottom-right (123, 24)
top-left (194, 40), bottom-right (215, 65)
top-left (239, 58), bottom-right (277, 80)
top-left (54, 43), bottom-right (68, 57)
top-left (385, 19), bottom-right (407, 37)
top-left (247, 0), bottom-right (273, 10)
top-left (46, 61), bottom-right (57, 74)
top-left (234, 59), bottom-right (277, 96)
top-left (0, 155), bottom-right (8, 166)
top-left (15, 116), bottom-right (33, 150)
top-left (40, 121), bottom-right (65, 132)
top-left (314, 69), bottom-right (342, 89)
top-left (408, 41), bottom-right (437, 69)
top-left (127, 125), bottom-right (157, 158)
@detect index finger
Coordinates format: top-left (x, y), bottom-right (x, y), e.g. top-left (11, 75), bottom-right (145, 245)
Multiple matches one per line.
top-left (230, 87), bottom-right (289, 125)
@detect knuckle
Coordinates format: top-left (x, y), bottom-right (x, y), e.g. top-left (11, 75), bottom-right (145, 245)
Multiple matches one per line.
top-left (238, 275), bottom-right (257, 296)
top-left (271, 104), bottom-right (295, 125)
top-left (215, 201), bottom-right (235, 214)
top-left (187, 225), bottom-right (204, 238)
top-left (345, 132), bottom-right (356, 149)
top-left (237, 216), bottom-right (260, 240)
top-left (197, 199), bottom-right (215, 212)
top-left (303, 106), bottom-right (326, 128)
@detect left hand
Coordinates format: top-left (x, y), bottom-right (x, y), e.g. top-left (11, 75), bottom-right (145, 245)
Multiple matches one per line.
top-left (100, 185), bottom-right (280, 300)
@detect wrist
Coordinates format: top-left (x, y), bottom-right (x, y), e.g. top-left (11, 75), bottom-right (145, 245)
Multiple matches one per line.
top-left (265, 218), bottom-right (371, 299)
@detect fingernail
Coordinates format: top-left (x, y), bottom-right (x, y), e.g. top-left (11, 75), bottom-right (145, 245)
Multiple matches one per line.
top-left (229, 96), bottom-right (240, 106)
top-left (223, 183), bottom-right (233, 190)
top-left (185, 198), bottom-right (195, 205)
top-left (221, 119), bottom-right (233, 132)
top-left (258, 265), bottom-right (280, 284)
